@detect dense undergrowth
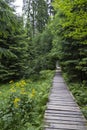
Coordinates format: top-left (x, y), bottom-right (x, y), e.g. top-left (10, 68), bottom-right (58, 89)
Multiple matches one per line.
top-left (0, 70), bottom-right (54, 130)
top-left (63, 73), bottom-right (87, 119)
top-left (68, 83), bottom-right (87, 119)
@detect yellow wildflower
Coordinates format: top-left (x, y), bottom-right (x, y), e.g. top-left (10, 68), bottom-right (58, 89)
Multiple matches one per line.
top-left (20, 80), bottom-right (26, 86)
top-left (14, 98), bottom-right (20, 108)
top-left (30, 89), bottom-right (36, 98)
top-left (20, 88), bottom-right (27, 95)
top-left (9, 80), bottom-right (14, 84)
top-left (16, 82), bottom-right (20, 87)
top-left (16, 80), bottom-right (26, 87)
top-left (10, 88), bottom-right (16, 93)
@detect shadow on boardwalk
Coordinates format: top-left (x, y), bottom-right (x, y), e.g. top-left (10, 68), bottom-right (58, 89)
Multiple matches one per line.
top-left (44, 69), bottom-right (87, 130)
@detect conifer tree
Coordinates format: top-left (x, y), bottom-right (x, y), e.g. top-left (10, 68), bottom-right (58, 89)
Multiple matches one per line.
top-left (52, 0), bottom-right (87, 82)
top-left (36, 0), bottom-right (49, 32)
top-left (23, 0), bottom-right (49, 36)
top-left (0, 0), bottom-right (30, 82)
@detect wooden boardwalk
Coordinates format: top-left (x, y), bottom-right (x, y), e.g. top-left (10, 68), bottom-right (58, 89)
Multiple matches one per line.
top-left (44, 70), bottom-right (87, 130)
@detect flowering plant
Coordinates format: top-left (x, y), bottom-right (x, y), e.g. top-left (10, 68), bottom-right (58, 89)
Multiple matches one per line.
top-left (0, 80), bottom-right (36, 130)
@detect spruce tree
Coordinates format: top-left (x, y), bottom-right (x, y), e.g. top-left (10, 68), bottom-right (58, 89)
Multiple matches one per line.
top-left (23, 0), bottom-right (49, 36)
top-left (52, 0), bottom-right (87, 82)
top-left (36, 0), bottom-right (49, 32)
top-left (0, 0), bottom-right (30, 82)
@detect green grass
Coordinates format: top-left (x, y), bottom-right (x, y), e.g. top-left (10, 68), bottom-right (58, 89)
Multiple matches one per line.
top-left (0, 70), bottom-right (54, 130)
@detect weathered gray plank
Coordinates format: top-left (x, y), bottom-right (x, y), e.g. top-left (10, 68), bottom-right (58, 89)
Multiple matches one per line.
top-left (45, 123), bottom-right (87, 130)
top-left (49, 97), bottom-right (74, 101)
top-left (45, 119), bottom-right (85, 125)
top-left (49, 98), bottom-right (75, 102)
top-left (46, 105), bottom-right (80, 112)
top-left (45, 113), bottom-right (84, 118)
top-left (48, 100), bottom-right (76, 103)
top-left (48, 102), bottom-right (77, 106)
top-left (50, 95), bottom-right (73, 98)
top-left (45, 128), bottom-right (71, 130)
top-left (45, 115), bottom-right (85, 122)
top-left (45, 109), bottom-right (82, 115)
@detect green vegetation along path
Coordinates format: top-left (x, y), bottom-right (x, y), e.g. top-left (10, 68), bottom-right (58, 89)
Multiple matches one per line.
top-left (44, 69), bottom-right (87, 130)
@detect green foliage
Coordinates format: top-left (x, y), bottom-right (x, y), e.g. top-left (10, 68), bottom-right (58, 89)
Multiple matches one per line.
top-left (51, 0), bottom-right (87, 82)
top-left (0, 70), bottom-right (54, 130)
top-left (68, 82), bottom-right (87, 119)
top-left (36, 0), bottom-right (49, 32)
top-left (30, 28), bottom-right (55, 74)
top-left (0, 0), bottom-right (54, 82)
top-left (0, 0), bottom-right (17, 57)
top-left (0, 80), bottom-right (34, 130)
top-left (0, 26), bottom-right (30, 81)
top-left (23, 0), bottom-right (49, 37)
top-left (0, 0), bottom-right (31, 82)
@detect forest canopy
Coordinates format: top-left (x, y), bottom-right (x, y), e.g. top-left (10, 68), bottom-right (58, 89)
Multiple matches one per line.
top-left (0, 0), bottom-right (87, 83)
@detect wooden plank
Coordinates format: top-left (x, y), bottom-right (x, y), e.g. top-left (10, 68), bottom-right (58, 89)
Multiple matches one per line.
top-left (51, 85), bottom-right (66, 88)
top-left (45, 113), bottom-right (84, 118)
top-left (50, 92), bottom-right (70, 95)
top-left (44, 128), bottom-right (70, 130)
top-left (48, 98), bottom-right (75, 102)
top-left (45, 119), bottom-right (86, 125)
top-left (48, 100), bottom-right (76, 103)
top-left (44, 123), bottom-right (87, 130)
top-left (44, 128), bottom-right (68, 130)
top-left (45, 110), bottom-right (82, 115)
top-left (50, 92), bottom-right (70, 94)
top-left (50, 93), bottom-right (73, 96)
top-left (49, 95), bottom-right (74, 98)
top-left (47, 103), bottom-right (77, 107)
top-left (51, 89), bottom-right (71, 93)
top-left (44, 115), bottom-right (86, 122)
top-left (46, 105), bottom-right (80, 112)
top-left (50, 96), bottom-right (73, 98)
top-left (47, 103), bottom-right (79, 108)
top-left (49, 97), bottom-right (74, 100)
top-left (48, 99), bottom-right (76, 102)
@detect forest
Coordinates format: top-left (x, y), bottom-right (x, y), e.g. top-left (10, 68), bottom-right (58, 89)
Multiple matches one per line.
top-left (0, 0), bottom-right (87, 130)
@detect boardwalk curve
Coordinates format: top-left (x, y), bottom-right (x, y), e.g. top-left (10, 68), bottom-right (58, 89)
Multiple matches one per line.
top-left (44, 70), bottom-right (87, 130)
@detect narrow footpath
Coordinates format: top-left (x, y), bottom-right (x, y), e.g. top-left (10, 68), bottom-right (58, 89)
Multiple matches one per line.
top-left (44, 69), bottom-right (87, 130)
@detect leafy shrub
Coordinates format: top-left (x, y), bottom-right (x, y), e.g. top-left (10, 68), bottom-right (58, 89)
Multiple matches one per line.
top-left (0, 70), bottom-right (54, 130)
top-left (68, 83), bottom-right (87, 119)
top-left (0, 80), bottom-right (35, 130)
